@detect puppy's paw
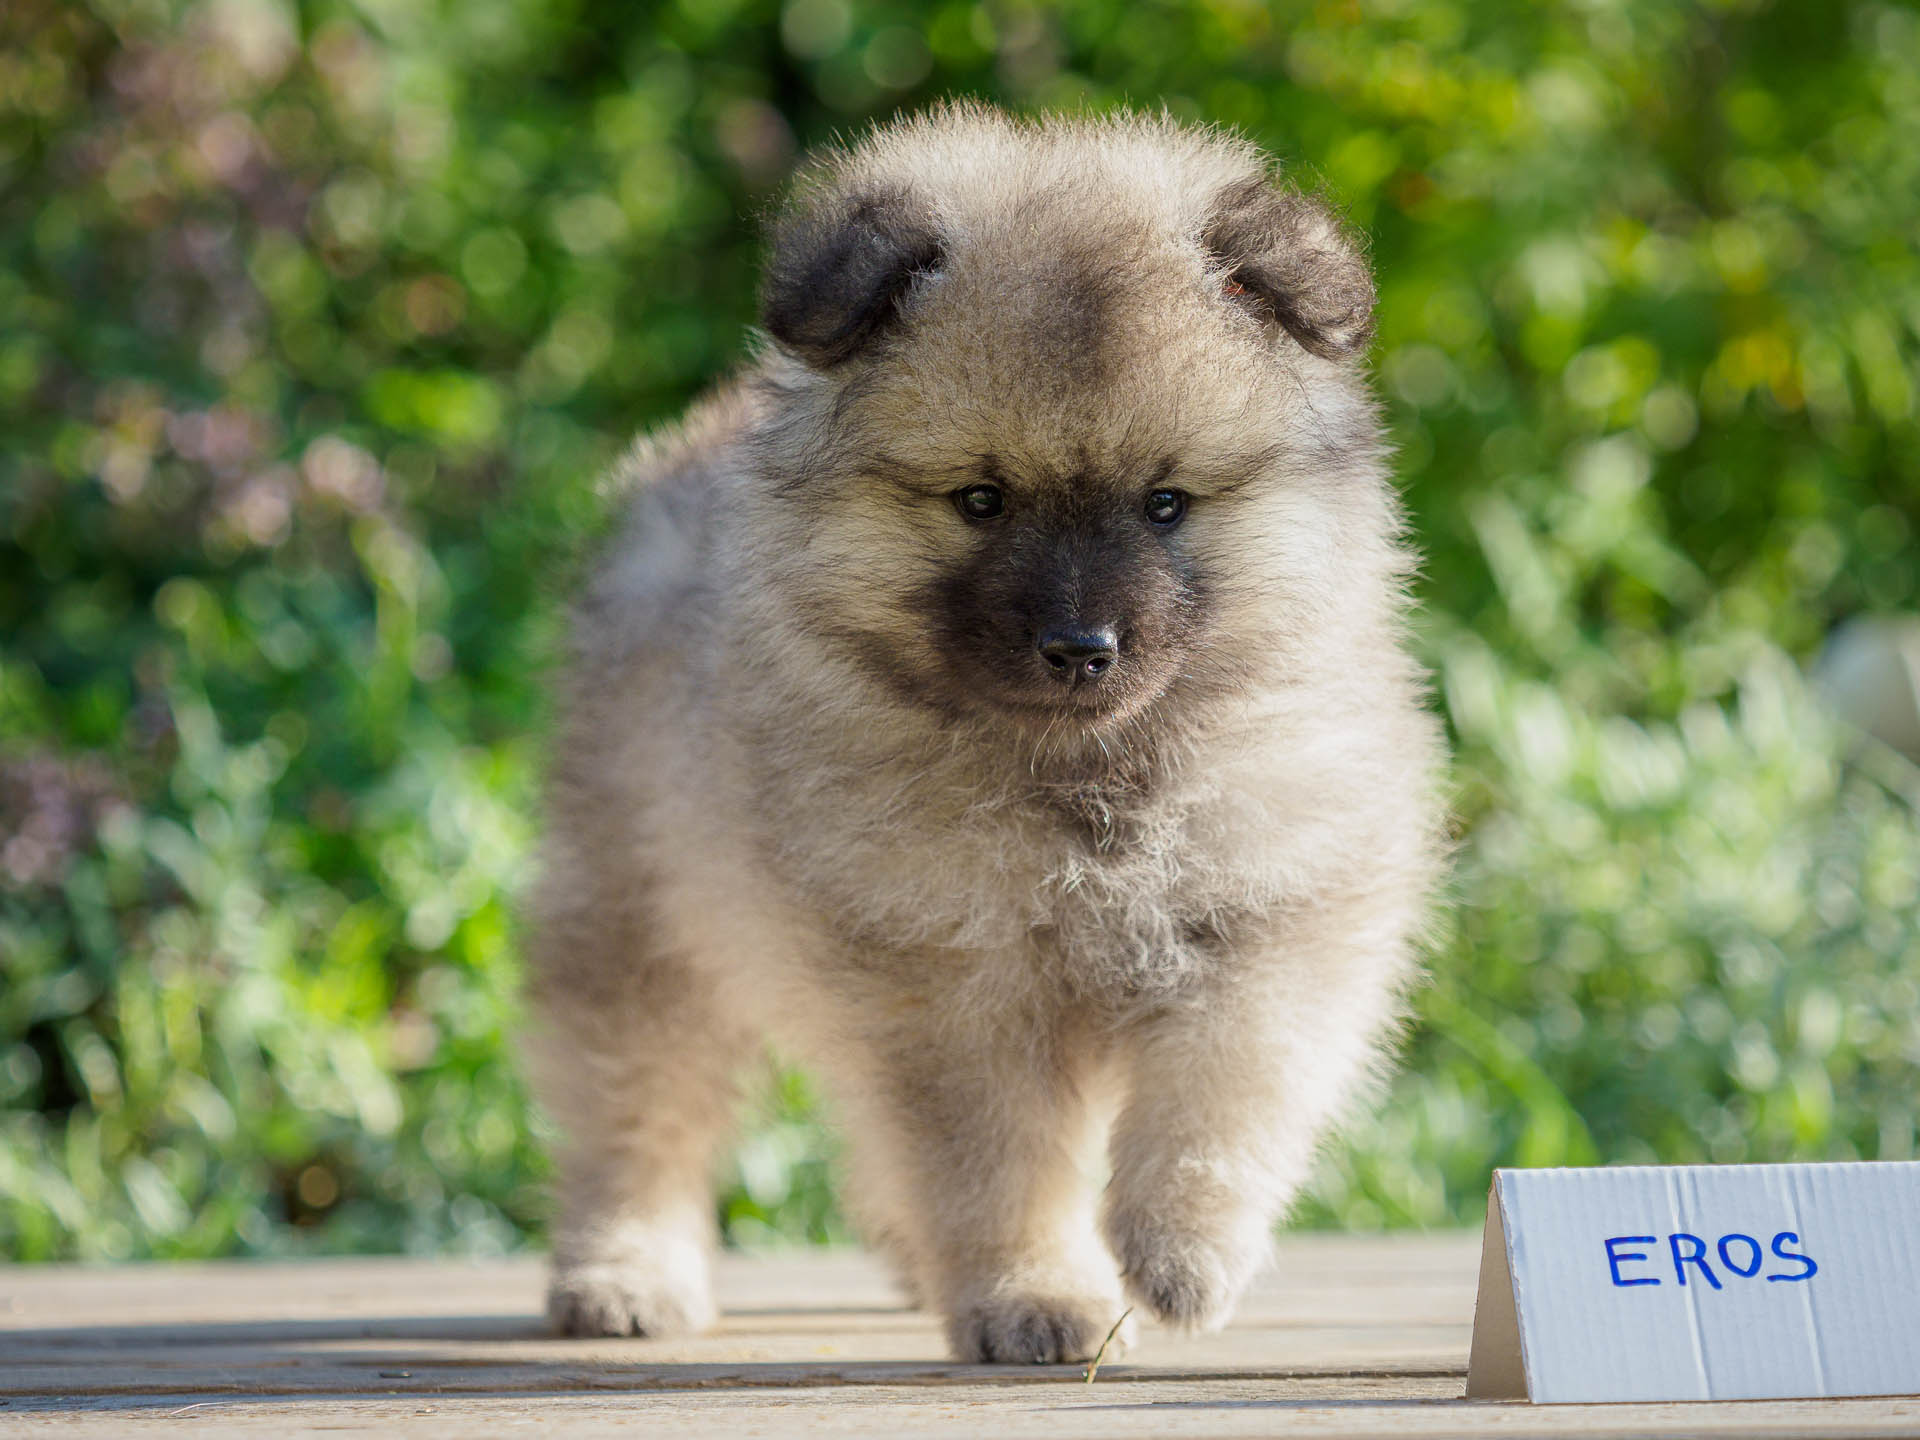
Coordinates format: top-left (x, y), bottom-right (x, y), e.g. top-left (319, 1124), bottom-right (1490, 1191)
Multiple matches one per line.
top-left (1118, 1240), bottom-right (1237, 1332)
top-left (949, 1290), bottom-right (1132, 1365)
top-left (547, 1258), bottom-right (716, 1339)
top-left (1106, 1206), bottom-right (1263, 1333)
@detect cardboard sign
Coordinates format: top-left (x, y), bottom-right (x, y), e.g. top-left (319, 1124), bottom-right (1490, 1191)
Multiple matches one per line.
top-left (1466, 1162), bottom-right (1920, 1404)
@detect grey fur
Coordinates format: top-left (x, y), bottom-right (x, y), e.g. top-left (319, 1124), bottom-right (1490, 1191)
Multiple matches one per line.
top-left (524, 103), bottom-right (1449, 1365)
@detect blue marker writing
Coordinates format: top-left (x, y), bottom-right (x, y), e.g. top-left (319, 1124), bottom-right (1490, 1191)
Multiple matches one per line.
top-left (1767, 1231), bottom-right (1818, 1282)
top-left (1668, 1232), bottom-right (1724, 1289)
top-left (1605, 1235), bottom-right (1661, 1287)
top-left (1716, 1233), bottom-right (1763, 1279)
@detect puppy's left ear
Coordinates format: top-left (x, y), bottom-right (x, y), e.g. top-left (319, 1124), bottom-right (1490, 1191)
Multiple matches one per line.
top-left (761, 185), bottom-right (944, 368)
top-left (1204, 177), bottom-right (1376, 362)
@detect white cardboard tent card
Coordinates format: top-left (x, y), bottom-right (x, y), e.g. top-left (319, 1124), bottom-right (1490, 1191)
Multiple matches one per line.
top-left (1466, 1162), bottom-right (1920, 1404)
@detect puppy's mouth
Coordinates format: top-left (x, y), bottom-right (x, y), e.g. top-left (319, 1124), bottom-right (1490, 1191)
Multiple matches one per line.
top-left (991, 693), bottom-right (1127, 723)
top-left (973, 666), bottom-right (1170, 731)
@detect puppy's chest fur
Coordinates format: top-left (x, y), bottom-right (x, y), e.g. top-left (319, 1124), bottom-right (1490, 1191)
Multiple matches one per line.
top-left (752, 739), bottom-right (1258, 999)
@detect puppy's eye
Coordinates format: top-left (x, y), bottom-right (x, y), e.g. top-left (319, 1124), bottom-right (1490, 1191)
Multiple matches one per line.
top-left (1144, 488), bottom-right (1188, 527)
top-left (953, 484), bottom-right (1005, 521)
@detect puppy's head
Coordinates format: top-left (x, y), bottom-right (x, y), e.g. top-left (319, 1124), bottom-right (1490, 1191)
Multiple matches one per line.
top-left (751, 105), bottom-right (1402, 743)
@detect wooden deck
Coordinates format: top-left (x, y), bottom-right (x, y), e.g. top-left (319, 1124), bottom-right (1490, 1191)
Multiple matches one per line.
top-left (3, 1235), bottom-right (1916, 1436)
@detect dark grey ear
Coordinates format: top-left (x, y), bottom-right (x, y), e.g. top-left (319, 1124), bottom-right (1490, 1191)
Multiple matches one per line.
top-left (1203, 176), bottom-right (1376, 362)
top-left (761, 186), bottom-right (944, 368)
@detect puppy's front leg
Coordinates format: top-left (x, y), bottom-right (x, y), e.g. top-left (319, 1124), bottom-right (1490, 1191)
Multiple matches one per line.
top-left (825, 985), bottom-right (1126, 1365)
top-left (1103, 930), bottom-right (1410, 1332)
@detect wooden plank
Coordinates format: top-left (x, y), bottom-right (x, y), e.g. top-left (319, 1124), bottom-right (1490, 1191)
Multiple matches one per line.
top-left (4, 1383), bottom-right (1919, 1438)
top-left (0, 1235), bottom-right (1915, 1436)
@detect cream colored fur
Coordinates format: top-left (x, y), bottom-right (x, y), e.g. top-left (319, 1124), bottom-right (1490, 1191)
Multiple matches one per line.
top-left (524, 103), bottom-right (1448, 1365)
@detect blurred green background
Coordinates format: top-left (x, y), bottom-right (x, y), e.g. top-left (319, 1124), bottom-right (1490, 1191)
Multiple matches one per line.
top-left (4, 0), bottom-right (1918, 1262)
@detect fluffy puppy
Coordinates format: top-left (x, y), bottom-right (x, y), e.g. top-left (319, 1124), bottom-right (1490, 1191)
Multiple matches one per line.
top-left (525, 102), bottom-right (1447, 1364)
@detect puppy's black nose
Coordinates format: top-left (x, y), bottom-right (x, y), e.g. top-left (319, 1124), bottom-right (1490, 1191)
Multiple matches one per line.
top-left (1037, 625), bottom-right (1120, 684)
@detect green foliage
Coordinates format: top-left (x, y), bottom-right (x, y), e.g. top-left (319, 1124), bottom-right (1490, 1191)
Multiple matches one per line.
top-left (3, 0), bottom-right (1917, 1257)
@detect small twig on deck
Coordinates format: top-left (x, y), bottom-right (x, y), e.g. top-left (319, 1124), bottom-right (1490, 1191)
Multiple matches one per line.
top-left (1082, 1306), bottom-right (1133, 1383)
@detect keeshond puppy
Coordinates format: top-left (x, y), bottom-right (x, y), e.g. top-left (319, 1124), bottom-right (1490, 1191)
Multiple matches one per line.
top-left (526, 103), bottom-right (1447, 1364)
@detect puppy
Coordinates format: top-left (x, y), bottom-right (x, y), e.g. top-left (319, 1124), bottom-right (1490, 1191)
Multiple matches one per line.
top-left (525, 102), bottom-right (1447, 1364)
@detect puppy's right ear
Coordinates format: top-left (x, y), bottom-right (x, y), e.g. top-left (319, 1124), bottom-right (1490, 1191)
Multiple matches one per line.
top-left (761, 187), bottom-right (944, 368)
